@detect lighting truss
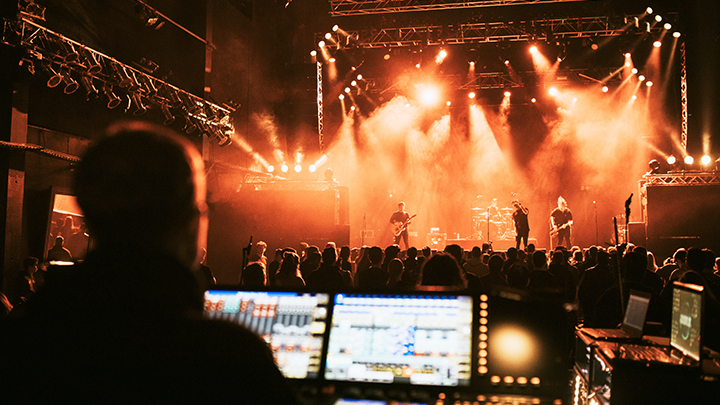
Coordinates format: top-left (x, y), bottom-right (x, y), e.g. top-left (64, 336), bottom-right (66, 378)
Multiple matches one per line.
top-left (2, 17), bottom-right (235, 146)
top-left (329, 0), bottom-right (584, 17)
top-left (641, 173), bottom-right (720, 186)
top-left (337, 14), bottom-right (666, 48)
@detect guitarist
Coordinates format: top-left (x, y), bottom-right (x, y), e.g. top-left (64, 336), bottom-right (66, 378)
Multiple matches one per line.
top-left (550, 196), bottom-right (573, 248)
top-left (389, 201), bottom-right (412, 250)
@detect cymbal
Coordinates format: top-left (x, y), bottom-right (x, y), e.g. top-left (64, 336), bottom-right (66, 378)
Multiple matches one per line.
top-left (471, 208), bottom-right (487, 211)
top-left (500, 207), bottom-right (514, 212)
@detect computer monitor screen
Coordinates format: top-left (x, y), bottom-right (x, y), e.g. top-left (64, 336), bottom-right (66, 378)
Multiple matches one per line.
top-left (324, 293), bottom-right (473, 386)
top-left (622, 290), bottom-right (651, 336)
top-left (203, 290), bottom-right (330, 379)
top-left (670, 282), bottom-right (704, 362)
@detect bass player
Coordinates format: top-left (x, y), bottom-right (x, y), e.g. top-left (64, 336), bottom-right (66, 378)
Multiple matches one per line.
top-left (550, 196), bottom-right (573, 248)
top-left (389, 201), bottom-right (414, 250)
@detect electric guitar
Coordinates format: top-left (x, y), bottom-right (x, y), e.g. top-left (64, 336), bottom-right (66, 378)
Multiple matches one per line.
top-left (549, 221), bottom-right (573, 238)
top-left (392, 214), bottom-right (417, 237)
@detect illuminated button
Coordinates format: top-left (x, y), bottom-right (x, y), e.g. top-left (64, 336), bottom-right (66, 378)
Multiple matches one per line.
top-left (479, 350), bottom-right (487, 357)
top-left (438, 393), bottom-right (446, 400)
top-left (480, 325), bottom-right (488, 333)
top-left (532, 399), bottom-right (541, 405)
top-left (478, 366), bottom-right (488, 374)
top-left (490, 376), bottom-right (501, 384)
top-left (489, 395), bottom-right (500, 403)
top-left (479, 341), bottom-right (487, 349)
top-left (480, 294), bottom-right (488, 301)
top-left (479, 358), bottom-right (487, 365)
top-left (530, 377), bottom-right (541, 386)
top-left (477, 396), bottom-right (486, 402)
top-left (480, 310), bottom-right (488, 317)
top-left (480, 318), bottom-right (488, 325)
top-left (480, 302), bottom-right (488, 309)
top-left (504, 376), bottom-right (514, 384)
top-left (480, 333), bottom-right (487, 341)
top-left (517, 376), bottom-right (528, 385)
top-left (553, 400), bottom-right (562, 405)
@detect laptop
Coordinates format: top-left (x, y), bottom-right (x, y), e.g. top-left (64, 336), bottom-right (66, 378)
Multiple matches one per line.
top-left (612, 282), bottom-right (704, 367)
top-left (582, 289), bottom-right (652, 340)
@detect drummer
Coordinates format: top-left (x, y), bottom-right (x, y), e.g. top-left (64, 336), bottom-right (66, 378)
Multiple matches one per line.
top-left (487, 198), bottom-right (501, 221)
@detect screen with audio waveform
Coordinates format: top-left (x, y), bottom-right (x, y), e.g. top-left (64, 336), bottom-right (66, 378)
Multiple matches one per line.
top-left (324, 294), bottom-right (473, 387)
top-left (203, 290), bottom-right (330, 379)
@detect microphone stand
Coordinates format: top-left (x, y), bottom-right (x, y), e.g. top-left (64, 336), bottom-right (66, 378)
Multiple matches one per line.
top-left (614, 217), bottom-right (625, 316)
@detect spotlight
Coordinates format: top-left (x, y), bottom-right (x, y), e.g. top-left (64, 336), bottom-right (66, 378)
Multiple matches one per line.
top-left (160, 103), bottom-right (175, 125)
top-left (344, 87), bottom-right (351, 93)
top-left (41, 63), bottom-right (63, 88)
top-left (446, 101), bottom-right (451, 106)
top-left (653, 41), bottom-right (662, 48)
top-left (61, 68), bottom-right (79, 94)
top-left (504, 60), bottom-right (510, 65)
top-left (183, 116), bottom-right (197, 134)
top-left (415, 63), bottom-right (420, 69)
top-left (625, 52), bottom-right (632, 58)
top-left (529, 46), bottom-right (538, 54)
top-left (664, 23), bottom-right (672, 30)
top-left (310, 50), bottom-right (317, 56)
top-left (267, 165), bottom-right (275, 173)
top-left (309, 164), bottom-right (317, 173)
top-left (667, 156), bottom-right (676, 165)
top-left (351, 80), bottom-right (357, 86)
top-left (384, 53), bottom-right (391, 60)
top-left (281, 164), bottom-right (289, 173)
top-left (325, 33), bottom-right (332, 40)
top-left (435, 49), bottom-right (447, 64)
top-left (80, 74), bottom-right (99, 100)
top-left (631, 95), bottom-right (637, 101)
top-left (318, 41), bottom-right (325, 48)
top-left (602, 86), bottom-right (609, 93)
top-left (469, 61), bottom-right (475, 66)
top-left (80, 48), bottom-right (102, 74)
top-left (468, 92), bottom-right (476, 99)
top-left (646, 81), bottom-right (653, 87)
top-left (332, 25), bottom-right (339, 32)
top-left (648, 159), bottom-right (661, 174)
top-left (350, 105), bottom-right (356, 111)
top-left (632, 68), bottom-right (638, 74)
top-left (338, 94), bottom-right (344, 100)
top-left (548, 87), bottom-right (558, 96)
top-left (701, 155), bottom-right (712, 165)
top-left (102, 83), bottom-right (122, 109)
top-left (646, 7), bottom-right (653, 14)
top-left (130, 93), bottom-right (147, 115)
top-left (503, 91), bottom-right (511, 97)
top-left (111, 63), bottom-right (133, 88)
top-left (673, 32), bottom-right (681, 38)
top-left (625, 62), bottom-right (632, 68)
top-left (638, 75), bottom-right (645, 81)
top-left (655, 15), bottom-right (662, 22)
top-left (328, 57), bottom-right (336, 63)
top-left (294, 164), bottom-right (302, 173)
top-left (357, 74), bottom-right (362, 80)
top-left (684, 155), bottom-right (694, 165)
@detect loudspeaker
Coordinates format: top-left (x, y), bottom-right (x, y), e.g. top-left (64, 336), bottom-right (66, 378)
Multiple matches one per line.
top-left (628, 222), bottom-right (646, 247)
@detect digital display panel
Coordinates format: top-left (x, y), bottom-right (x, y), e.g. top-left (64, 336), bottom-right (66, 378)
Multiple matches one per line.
top-left (324, 294), bottom-right (473, 386)
top-left (670, 282), bottom-right (703, 362)
top-left (203, 290), bottom-right (330, 379)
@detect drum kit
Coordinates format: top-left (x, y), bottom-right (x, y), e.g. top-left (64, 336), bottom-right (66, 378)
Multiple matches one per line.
top-left (471, 205), bottom-right (516, 241)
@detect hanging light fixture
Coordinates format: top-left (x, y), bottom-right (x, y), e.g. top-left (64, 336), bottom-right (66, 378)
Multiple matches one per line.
top-left (102, 82), bottom-right (122, 109)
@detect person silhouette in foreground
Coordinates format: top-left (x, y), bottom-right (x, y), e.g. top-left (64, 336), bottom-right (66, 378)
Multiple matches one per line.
top-left (0, 121), bottom-right (298, 404)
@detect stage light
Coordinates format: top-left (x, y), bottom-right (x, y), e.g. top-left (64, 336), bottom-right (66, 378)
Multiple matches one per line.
top-left (344, 87), bottom-right (350, 93)
top-left (673, 32), bottom-right (681, 38)
top-left (653, 41), bottom-right (662, 48)
top-left (446, 101), bottom-right (451, 106)
top-left (415, 63), bottom-right (420, 69)
top-left (504, 60), bottom-right (510, 65)
top-left (318, 41), bottom-right (325, 47)
top-left (383, 53), bottom-right (391, 60)
top-left (329, 57), bottom-right (336, 63)
top-left (655, 15), bottom-right (662, 22)
top-left (338, 94), bottom-right (344, 100)
top-left (701, 155), bottom-right (712, 165)
top-left (548, 87), bottom-right (558, 96)
top-left (504, 91), bottom-right (511, 97)
top-left (602, 86), bottom-right (609, 93)
top-left (591, 43), bottom-right (599, 50)
top-left (625, 61), bottom-right (632, 68)
top-left (664, 23), bottom-right (672, 30)
top-left (80, 75), bottom-right (98, 100)
top-left (294, 164), bottom-right (302, 173)
top-left (625, 52), bottom-right (631, 58)
top-left (631, 68), bottom-right (638, 74)
top-left (61, 68), bottom-right (79, 94)
top-left (183, 116), bottom-right (197, 134)
top-left (436, 49), bottom-right (447, 64)
top-left (350, 105), bottom-right (356, 111)
top-left (130, 93), bottom-right (147, 115)
top-left (646, 7), bottom-right (653, 14)
top-left (418, 85), bottom-right (440, 106)
top-left (667, 156), bottom-right (676, 165)
top-left (102, 83), bottom-right (122, 109)
top-left (638, 75), bottom-right (645, 81)
top-left (310, 50), bottom-right (317, 56)
top-left (531, 98), bottom-right (536, 103)
top-left (41, 63), bottom-right (63, 88)
top-left (332, 25), bottom-right (339, 32)
top-left (309, 164), bottom-right (317, 173)
top-left (281, 164), bottom-right (289, 172)
top-left (468, 92), bottom-right (476, 99)
top-left (631, 95), bottom-right (637, 101)
top-left (469, 61), bottom-right (475, 66)
top-left (357, 74), bottom-right (362, 80)
top-left (684, 155), bottom-right (694, 165)
top-left (529, 46), bottom-right (538, 54)
top-left (267, 165), bottom-right (274, 173)
top-left (351, 80), bottom-right (357, 86)
top-left (646, 81), bottom-right (653, 87)
top-left (325, 33), bottom-right (332, 40)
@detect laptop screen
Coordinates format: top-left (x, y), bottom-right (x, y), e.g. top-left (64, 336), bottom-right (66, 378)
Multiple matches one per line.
top-left (670, 282), bottom-right (704, 362)
top-left (622, 290), bottom-right (651, 336)
top-left (324, 293), bottom-right (473, 386)
top-left (203, 290), bottom-right (330, 379)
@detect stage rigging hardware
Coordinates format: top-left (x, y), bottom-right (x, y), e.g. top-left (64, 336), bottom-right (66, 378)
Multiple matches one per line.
top-left (2, 7), bottom-right (236, 146)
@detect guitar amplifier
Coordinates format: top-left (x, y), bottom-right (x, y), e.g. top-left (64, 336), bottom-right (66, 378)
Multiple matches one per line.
top-left (427, 232), bottom-right (447, 249)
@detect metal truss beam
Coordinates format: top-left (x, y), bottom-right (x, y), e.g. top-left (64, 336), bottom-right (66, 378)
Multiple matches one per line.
top-left (329, 0), bottom-right (585, 17)
top-left (340, 15), bottom-right (662, 48)
top-left (642, 173), bottom-right (720, 186)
